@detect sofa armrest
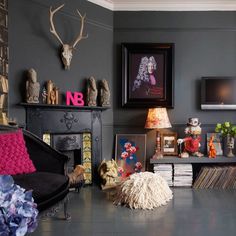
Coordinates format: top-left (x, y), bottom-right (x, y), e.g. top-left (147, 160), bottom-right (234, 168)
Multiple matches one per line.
top-left (23, 130), bottom-right (69, 175)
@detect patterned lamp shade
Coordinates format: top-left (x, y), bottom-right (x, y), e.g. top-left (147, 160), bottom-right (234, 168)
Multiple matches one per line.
top-left (145, 108), bottom-right (172, 129)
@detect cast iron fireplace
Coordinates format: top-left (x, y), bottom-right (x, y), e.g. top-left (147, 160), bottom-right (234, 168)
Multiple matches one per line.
top-left (21, 103), bottom-right (109, 184)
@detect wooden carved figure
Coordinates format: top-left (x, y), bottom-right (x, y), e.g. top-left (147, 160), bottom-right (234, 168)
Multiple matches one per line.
top-left (100, 79), bottom-right (110, 107)
top-left (55, 87), bottom-right (59, 105)
top-left (46, 80), bottom-right (54, 104)
top-left (208, 135), bottom-right (217, 158)
top-left (50, 89), bottom-right (56, 105)
top-left (87, 76), bottom-right (98, 106)
top-left (26, 68), bottom-right (40, 104)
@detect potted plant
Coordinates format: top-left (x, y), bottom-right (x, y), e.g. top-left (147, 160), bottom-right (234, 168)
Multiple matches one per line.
top-left (215, 122), bottom-right (236, 157)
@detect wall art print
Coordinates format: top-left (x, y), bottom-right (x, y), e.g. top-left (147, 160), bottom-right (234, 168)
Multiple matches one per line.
top-left (115, 134), bottom-right (146, 179)
top-left (122, 43), bottom-right (174, 108)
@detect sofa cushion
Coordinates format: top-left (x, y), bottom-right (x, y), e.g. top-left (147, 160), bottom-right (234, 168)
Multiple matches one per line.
top-left (0, 129), bottom-right (36, 175)
top-left (13, 172), bottom-right (69, 211)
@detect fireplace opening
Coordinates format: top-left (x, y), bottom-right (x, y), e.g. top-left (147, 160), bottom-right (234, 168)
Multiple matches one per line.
top-left (52, 134), bottom-right (82, 173)
top-left (61, 149), bottom-right (81, 173)
top-left (43, 132), bottom-right (92, 184)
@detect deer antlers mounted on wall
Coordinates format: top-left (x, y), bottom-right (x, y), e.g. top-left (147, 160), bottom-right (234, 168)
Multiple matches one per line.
top-left (49, 4), bottom-right (88, 70)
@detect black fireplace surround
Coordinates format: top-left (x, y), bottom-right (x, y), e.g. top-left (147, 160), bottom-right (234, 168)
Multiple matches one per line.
top-left (21, 103), bottom-right (109, 183)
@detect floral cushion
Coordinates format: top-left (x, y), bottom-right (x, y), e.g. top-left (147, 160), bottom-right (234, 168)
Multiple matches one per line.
top-left (0, 129), bottom-right (36, 175)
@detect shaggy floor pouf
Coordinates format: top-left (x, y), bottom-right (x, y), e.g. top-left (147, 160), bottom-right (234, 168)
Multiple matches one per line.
top-left (114, 172), bottom-right (173, 210)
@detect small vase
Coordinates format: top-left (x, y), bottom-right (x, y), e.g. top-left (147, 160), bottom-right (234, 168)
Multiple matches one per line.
top-left (226, 134), bottom-right (235, 157)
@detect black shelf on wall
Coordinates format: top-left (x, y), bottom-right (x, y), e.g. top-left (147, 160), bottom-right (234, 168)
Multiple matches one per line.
top-left (150, 156), bottom-right (236, 164)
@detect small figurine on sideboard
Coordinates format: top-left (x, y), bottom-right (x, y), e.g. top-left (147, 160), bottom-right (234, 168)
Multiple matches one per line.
top-left (208, 135), bottom-right (217, 158)
top-left (26, 68), bottom-right (40, 103)
top-left (177, 118), bottom-right (204, 158)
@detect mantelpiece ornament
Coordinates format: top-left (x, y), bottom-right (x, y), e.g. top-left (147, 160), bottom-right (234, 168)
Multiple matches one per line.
top-left (29, 109), bottom-right (42, 119)
top-left (60, 112), bottom-right (78, 130)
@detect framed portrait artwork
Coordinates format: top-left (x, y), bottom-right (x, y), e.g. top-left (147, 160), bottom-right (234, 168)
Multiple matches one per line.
top-left (115, 134), bottom-right (146, 179)
top-left (122, 43), bottom-right (174, 108)
top-left (161, 132), bottom-right (178, 156)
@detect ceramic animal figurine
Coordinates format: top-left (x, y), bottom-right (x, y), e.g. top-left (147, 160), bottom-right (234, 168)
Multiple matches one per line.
top-left (208, 135), bottom-right (216, 158)
top-left (98, 159), bottom-right (118, 190)
top-left (177, 118), bottom-right (203, 158)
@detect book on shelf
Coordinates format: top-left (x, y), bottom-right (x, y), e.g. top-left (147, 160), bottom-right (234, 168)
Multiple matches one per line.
top-left (208, 167), bottom-right (222, 189)
top-left (0, 94), bottom-right (6, 108)
top-left (193, 166), bottom-right (236, 189)
top-left (205, 167), bottom-right (221, 189)
top-left (227, 168), bottom-right (236, 188)
top-left (193, 167), bottom-right (209, 189)
top-left (222, 167), bottom-right (235, 189)
top-left (0, 75), bottom-right (8, 93)
top-left (153, 164), bottom-right (173, 186)
top-left (173, 164), bottom-right (193, 187)
top-left (203, 168), bottom-right (218, 188)
top-left (215, 167), bottom-right (228, 189)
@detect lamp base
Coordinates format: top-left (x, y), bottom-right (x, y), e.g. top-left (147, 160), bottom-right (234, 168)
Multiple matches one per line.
top-left (152, 150), bottom-right (163, 159)
top-left (152, 130), bottom-right (163, 159)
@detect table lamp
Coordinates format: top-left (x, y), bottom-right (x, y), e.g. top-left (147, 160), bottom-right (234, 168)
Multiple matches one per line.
top-left (145, 108), bottom-right (172, 159)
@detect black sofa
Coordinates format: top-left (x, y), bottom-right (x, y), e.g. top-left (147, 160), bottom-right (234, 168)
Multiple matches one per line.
top-left (0, 125), bottom-right (70, 218)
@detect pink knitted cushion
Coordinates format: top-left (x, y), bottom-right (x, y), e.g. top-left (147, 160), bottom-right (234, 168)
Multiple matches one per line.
top-left (0, 129), bottom-right (36, 175)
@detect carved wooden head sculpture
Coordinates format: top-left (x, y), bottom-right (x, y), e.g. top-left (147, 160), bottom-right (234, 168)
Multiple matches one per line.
top-left (49, 4), bottom-right (88, 70)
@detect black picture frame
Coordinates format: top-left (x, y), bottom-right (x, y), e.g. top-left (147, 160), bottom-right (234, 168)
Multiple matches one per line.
top-left (122, 43), bottom-right (174, 108)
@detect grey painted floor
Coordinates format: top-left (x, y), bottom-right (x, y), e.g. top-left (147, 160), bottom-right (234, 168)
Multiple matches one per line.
top-left (31, 186), bottom-right (236, 236)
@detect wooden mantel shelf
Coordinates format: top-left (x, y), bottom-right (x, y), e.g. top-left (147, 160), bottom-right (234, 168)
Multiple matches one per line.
top-left (150, 156), bottom-right (236, 164)
top-left (20, 103), bottom-right (110, 111)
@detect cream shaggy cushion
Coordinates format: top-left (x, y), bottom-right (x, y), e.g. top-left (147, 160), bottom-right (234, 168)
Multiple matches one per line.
top-left (114, 172), bottom-right (173, 210)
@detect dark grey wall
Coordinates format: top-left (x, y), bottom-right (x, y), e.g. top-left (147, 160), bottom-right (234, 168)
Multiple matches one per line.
top-left (8, 2), bottom-right (236, 163)
top-left (8, 0), bottom-right (114, 159)
top-left (114, 11), bottom-right (236, 163)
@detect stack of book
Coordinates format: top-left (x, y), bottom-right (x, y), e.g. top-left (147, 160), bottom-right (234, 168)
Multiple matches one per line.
top-left (153, 164), bottom-right (173, 186)
top-left (193, 166), bottom-right (236, 189)
top-left (173, 164), bottom-right (193, 187)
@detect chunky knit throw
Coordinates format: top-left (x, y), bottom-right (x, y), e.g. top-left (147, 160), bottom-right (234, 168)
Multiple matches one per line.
top-left (114, 172), bottom-right (173, 210)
